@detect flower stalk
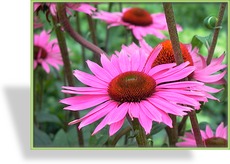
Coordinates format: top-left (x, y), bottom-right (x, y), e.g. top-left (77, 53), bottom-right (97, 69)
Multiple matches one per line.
top-left (206, 3), bottom-right (226, 65)
top-left (163, 2), bottom-right (204, 147)
top-left (52, 15), bottom-right (84, 147)
top-left (57, 3), bottom-right (107, 57)
top-left (132, 118), bottom-right (148, 147)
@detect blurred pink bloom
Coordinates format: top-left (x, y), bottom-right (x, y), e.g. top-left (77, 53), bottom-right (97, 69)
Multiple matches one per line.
top-left (34, 30), bottom-right (63, 73)
top-left (61, 43), bottom-right (213, 136)
top-left (33, 16), bottom-right (43, 29)
top-left (33, 2), bottom-right (96, 15)
top-left (140, 39), bottom-right (226, 96)
top-left (93, 7), bottom-right (182, 40)
top-left (176, 122), bottom-right (228, 147)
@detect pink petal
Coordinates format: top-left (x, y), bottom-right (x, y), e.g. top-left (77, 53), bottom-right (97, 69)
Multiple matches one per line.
top-left (92, 106), bottom-right (118, 135)
top-left (148, 63), bottom-right (176, 76)
top-left (140, 100), bottom-right (162, 122)
top-left (73, 70), bottom-right (108, 89)
top-left (79, 101), bottom-right (117, 128)
top-left (148, 96), bottom-right (189, 116)
top-left (86, 60), bottom-right (113, 82)
top-left (144, 44), bottom-right (162, 73)
top-left (193, 70), bottom-right (227, 83)
top-left (128, 102), bottom-right (140, 119)
top-left (61, 86), bottom-right (107, 95)
top-left (107, 102), bottom-right (129, 124)
top-left (41, 61), bottom-right (50, 73)
top-left (138, 110), bottom-right (152, 134)
top-left (156, 91), bottom-right (200, 107)
top-left (205, 125), bottom-right (214, 138)
top-left (118, 50), bottom-right (131, 72)
top-left (100, 54), bottom-right (120, 77)
top-left (109, 118), bottom-right (125, 136)
top-left (70, 3), bottom-right (96, 15)
top-left (156, 64), bottom-right (195, 84)
top-left (68, 100), bottom-right (114, 126)
top-left (215, 122), bottom-right (227, 138)
top-left (60, 95), bottom-right (109, 111)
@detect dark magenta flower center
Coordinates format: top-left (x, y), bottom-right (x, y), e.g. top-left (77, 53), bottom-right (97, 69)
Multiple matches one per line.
top-left (108, 71), bottom-right (156, 103)
top-left (122, 8), bottom-right (153, 26)
top-left (204, 137), bottom-right (227, 147)
top-left (34, 45), bottom-right (47, 60)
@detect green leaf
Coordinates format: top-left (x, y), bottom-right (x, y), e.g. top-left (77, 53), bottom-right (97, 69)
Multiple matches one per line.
top-left (36, 112), bottom-right (62, 125)
top-left (66, 126), bottom-right (78, 147)
top-left (52, 129), bottom-right (69, 147)
top-left (150, 123), bottom-right (167, 135)
top-left (191, 34), bottom-right (213, 50)
top-left (34, 126), bottom-right (52, 147)
top-left (198, 122), bottom-right (210, 130)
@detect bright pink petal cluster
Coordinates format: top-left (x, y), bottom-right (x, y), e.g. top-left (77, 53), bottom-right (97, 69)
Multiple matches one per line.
top-left (34, 30), bottom-right (63, 73)
top-left (60, 43), bottom-right (213, 136)
top-left (93, 7), bottom-right (182, 40)
top-left (176, 122), bottom-right (228, 147)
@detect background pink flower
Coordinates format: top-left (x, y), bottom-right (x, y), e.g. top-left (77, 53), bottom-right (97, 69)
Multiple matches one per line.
top-left (139, 39), bottom-right (226, 99)
top-left (93, 7), bottom-right (182, 40)
top-left (176, 122), bottom-right (228, 147)
top-left (34, 30), bottom-right (63, 73)
top-left (34, 3), bottom-right (96, 16)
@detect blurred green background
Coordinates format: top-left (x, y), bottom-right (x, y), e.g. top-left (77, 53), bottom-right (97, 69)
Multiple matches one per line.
top-left (33, 2), bottom-right (228, 148)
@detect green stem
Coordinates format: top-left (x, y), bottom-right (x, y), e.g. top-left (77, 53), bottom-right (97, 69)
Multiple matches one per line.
top-left (75, 12), bottom-right (87, 69)
top-left (189, 111), bottom-right (205, 147)
top-left (163, 3), bottom-right (183, 65)
top-left (132, 118), bottom-right (148, 147)
top-left (206, 3), bottom-right (226, 65)
top-left (52, 15), bottom-right (84, 147)
top-left (163, 3), bottom-right (204, 147)
top-left (111, 126), bottom-right (131, 147)
top-left (87, 14), bottom-right (100, 63)
top-left (104, 3), bottom-right (113, 53)
top-left (165, 114), bottom-right (178, 146)
top-left (178, 115), bottom-right (188, 136)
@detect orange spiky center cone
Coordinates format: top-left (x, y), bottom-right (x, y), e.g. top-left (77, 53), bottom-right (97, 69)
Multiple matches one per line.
top-left (151, 40), bottom-right (194, 67)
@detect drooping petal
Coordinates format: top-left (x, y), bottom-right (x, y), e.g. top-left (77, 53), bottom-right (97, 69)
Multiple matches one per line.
top-left (109, 118), bottom-right (125, 136)
top-left (61, 95), bottom-right (109, 111)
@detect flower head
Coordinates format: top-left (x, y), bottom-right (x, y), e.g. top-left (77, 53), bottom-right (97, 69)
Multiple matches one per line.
top-left (140, 39), bottom-right (226, 98)
top-left (93, 7), bottom-right (182, 40)
top-left (34, 30), bottom-right (63, 73)
top-left (176, 122), bottom-right (228, 147)
top-left (60, 43), bottom-right (212, 136)
top-left (34, 3), bottom-right (96, 16)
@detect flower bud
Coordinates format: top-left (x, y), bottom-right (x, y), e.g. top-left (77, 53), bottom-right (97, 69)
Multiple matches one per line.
top-left (204, 16), bottom-right (218, 29)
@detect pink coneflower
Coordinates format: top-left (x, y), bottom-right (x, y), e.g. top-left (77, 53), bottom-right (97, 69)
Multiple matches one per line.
top-left (34, 30), bottom-right (63, 73)
top-left (141, 39), bottom-right (227, 86)
top-left (34, 3), bottom-right (96, 15)
top-left (93, 7), bottom-right (182, 40)
top-left (176, 122), bottom-right (228, 147)
top-left (60, 43), bottom-right (213, 136)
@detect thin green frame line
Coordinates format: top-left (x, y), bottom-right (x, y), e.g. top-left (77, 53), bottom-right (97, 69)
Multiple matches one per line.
top-left (30, 0), bottom-right (229, 150)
